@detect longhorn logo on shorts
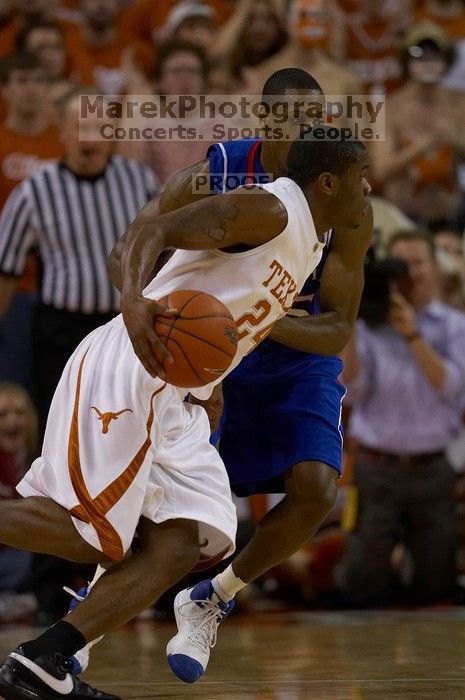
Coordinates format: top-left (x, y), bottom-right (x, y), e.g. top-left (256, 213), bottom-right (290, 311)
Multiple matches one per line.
top-left (91, 406), bottom-right (133, 434)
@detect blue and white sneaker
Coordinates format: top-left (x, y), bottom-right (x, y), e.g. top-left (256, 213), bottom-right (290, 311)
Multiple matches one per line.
top-left (166, 579), bottom-right (234, 684)
top-left (63, 585), bottom-right (101, 675)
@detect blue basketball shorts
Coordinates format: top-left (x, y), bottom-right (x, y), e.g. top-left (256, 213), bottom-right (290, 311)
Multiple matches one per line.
top-left (217, 353), bottom-right (345, 496)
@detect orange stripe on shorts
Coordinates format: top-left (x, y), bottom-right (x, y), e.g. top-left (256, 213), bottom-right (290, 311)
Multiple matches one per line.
top-left (68, 351), bottom-right (166, 560)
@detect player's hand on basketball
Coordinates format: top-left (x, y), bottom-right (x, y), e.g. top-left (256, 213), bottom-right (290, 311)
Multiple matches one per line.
top-left (121, 293), bottom-right (176, 378)
top-left (388, 290), bottom-right (417, 339)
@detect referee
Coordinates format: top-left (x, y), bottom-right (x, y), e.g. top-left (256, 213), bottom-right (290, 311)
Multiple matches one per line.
top-left (0, 88), bottom-right (158, 436)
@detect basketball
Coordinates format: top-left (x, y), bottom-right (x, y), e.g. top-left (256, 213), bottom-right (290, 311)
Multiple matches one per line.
top-left (154, 290), bottom-right (238, 388)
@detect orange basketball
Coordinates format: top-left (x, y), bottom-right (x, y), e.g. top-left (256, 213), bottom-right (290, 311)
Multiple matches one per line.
top-left (154, 290), bottom-right (238, 388)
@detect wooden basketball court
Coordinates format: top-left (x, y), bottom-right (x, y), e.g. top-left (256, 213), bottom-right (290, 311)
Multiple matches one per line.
top-left (2, 608), bottom-right (465, 699)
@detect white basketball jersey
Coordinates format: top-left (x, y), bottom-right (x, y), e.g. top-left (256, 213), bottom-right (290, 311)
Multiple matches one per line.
top-left (144, 177), bottom-right (324, 397)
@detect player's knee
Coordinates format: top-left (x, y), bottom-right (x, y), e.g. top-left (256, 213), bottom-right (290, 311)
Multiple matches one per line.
top-left (174, 536), bottom-right (201, 573)
top-left (288, 461), bottom-right (338, 516)
top-left (138, 518), bottom-right (200, 577)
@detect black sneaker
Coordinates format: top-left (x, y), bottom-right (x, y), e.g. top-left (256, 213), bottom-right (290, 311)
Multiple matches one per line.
top-left (0, 647), bottom-right (121, 700)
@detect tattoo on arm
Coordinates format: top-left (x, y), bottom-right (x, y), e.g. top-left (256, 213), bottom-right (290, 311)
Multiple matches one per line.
top-left (171, 201), bottom-right (241, 242)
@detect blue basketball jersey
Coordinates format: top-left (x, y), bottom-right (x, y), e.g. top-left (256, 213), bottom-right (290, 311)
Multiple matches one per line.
top-left (208, 139), bottom-right (345, 492)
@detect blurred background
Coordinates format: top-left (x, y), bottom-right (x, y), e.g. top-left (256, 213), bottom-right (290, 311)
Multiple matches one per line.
top-left (1, 0), bottom-right (465, 627)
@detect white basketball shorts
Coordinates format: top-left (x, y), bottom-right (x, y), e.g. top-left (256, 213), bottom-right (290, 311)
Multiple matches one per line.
top-left (17, 316), bottom-right (237, 566)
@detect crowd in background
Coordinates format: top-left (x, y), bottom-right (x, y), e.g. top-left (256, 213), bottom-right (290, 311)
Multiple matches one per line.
top-left (1, 0), bottom-right (465, 623)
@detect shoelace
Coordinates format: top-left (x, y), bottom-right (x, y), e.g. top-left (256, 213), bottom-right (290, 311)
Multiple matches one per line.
top-left (63, 586), bottom-right (87, 603)
top-left (178, 598), bottom-right (229, 653)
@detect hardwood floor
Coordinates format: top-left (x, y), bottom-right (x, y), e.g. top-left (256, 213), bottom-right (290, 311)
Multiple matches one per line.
top-left (1, 608), bottom-right (465, 699)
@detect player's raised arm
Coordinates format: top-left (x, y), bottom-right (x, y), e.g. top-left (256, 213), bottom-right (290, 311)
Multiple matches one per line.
top-left (119, 186), bottom-right (287, 378)
top-left (269, 203), bottom-right (374, 355)
top-left (108, 159), bottom-right (212, 291)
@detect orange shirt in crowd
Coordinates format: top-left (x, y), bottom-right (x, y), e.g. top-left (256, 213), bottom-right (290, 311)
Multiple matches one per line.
top-left (407, 140), bottom-right (456, 196)
top-left (341, 10), bottom-right (409, 94)
top-left (0, 123), bottom-right (63, 292)
top-left (414, 6), bottom-right (465, 41)
top-left (67, 26), bottom-right (153, 93)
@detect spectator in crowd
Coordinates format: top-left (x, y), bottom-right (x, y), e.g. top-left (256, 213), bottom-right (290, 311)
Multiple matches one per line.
top-left (0, 51), bottom-right (63, 390)
top-left (163, 1), bottom-right (218, 56)
top-left (211, 0), bottom-right (288, 86)
top-left (0, 52), bottom-right (62, 204)
top-left (16, 21), bottom-right (87, 116)
top-left (336, 229), bottom-right (465, 607)
top-left (0, 0), bottom-right (76, 59)
top-left (0, 382), bottom-right (37, 620)
top-left (65, 0), bottom-right (153, 94)
top-left (0, 87), bottom-right (157, 623)
top-left (118, 40), bottom-right (217, 187)
top-left (370, 21), bottom-right (465, 226)
top-left (246, 0), bottom-right (361, 99)
top-left (335, 0), bottom-right (412, 95)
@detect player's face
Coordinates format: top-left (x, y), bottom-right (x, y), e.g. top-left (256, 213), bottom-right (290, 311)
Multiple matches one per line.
top-left (338, 157), bottom-right (371, 229)
top-left (264, 87), bottom-right (325, 138)
top-left (261, 87), bottom-right (325, 170)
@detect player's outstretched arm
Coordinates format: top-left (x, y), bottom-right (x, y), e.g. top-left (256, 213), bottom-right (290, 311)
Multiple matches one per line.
top-left (269, 203), bottom-right (373, 355)
top-left (120, 186), bottom-right (287, 378)
top-left (108, 160), bottom-right (212, 291)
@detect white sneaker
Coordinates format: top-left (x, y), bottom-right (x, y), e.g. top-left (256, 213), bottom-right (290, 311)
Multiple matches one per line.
top-left (166, 579), bottom-right (234, 683)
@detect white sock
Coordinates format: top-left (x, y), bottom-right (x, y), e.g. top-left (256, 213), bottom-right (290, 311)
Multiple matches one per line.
top-left (211, 565), bottom-right (247, 603)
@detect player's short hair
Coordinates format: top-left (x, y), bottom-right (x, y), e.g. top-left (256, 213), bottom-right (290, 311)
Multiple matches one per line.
top-left (261, 68), bottom-right (323, 100)
top-left (287, 127), bottom-right (366, 188)
top-left (0, 51), bottom-right (43, 84)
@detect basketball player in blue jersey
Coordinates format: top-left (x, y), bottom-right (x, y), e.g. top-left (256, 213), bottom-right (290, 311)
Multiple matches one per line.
top-left (66, 69), bottom-right (373, 681)
top-left (162, 71), bottom-right (374, 684)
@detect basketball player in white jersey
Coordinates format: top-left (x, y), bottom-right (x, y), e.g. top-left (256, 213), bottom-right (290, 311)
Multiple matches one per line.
top-left (0, 129), bottom-right (370, 700)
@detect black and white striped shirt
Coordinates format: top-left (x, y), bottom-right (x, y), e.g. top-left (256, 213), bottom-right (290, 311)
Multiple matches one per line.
top-left (0, 156), bottom-right (157, 313)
